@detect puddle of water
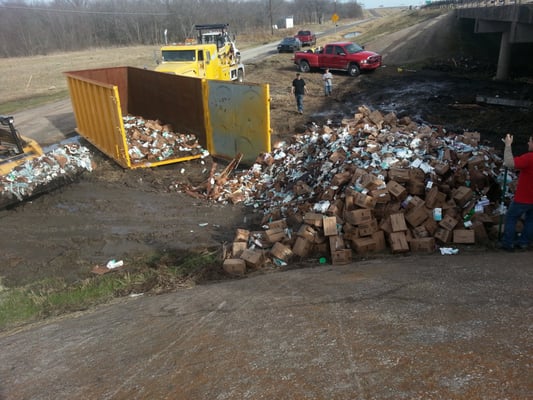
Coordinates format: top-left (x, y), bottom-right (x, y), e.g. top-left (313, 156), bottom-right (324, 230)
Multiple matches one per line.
top-left (343, 32), bottom-right (360, 39)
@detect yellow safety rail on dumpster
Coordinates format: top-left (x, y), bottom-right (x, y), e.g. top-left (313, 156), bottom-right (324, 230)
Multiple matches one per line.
top-left (65, 66), bottom-right (270, 168)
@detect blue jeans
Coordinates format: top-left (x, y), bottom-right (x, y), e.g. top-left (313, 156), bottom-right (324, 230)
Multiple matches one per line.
top-left (502, 201), bottom-right (533, 248)
top-left (295, 94), bottom-right (304, 113)
top-left (325, 84), bottom-right (332, 96)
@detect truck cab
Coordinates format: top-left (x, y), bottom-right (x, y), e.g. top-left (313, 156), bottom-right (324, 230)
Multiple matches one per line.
top-left (155, 23), bottom-right (244, 82)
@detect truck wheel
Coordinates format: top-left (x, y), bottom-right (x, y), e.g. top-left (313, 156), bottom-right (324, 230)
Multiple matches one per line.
top-left (299, 60), bottom-right (311, 73)
top-left (348, 63), bottom-right (360, 77)
top-left (237, 70), bottom-right (244, 82)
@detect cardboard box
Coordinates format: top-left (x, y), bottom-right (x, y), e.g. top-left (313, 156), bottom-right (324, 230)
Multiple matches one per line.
top-left (453, 186), bottom-right (474, 207)
top-left (370, 188), bottom-right (391, 203)
top-left (423, 218), bottom-right (439, 235)
top-left (472, 220), bottom-right (489, 243)
top-left (358, 218), bottom-right (378, 237)
top-left (351, 237), bottom-right (378, 254)
top-left (425, 186), bottom-right (445, 209)
top-left (389, 168), bottom-right (410, 183)
top-left (264, 227), bottom-right (286, 243)
top-left (292, 237), bottom-right (312, 257)
top-left (407, 180), bottom-right (425, 196)
top-left (372, 230), bottom-right (386, 251)
top-left (453, 229), bottom-right (476, 244)
top-left (434, 162), bottom-right (450, 176)
top-left (409, 237), bottom-right (435, 253)
top-left (223, 259), bottom-right (247, 275)
top-left (234, 228), bottom-right (250, 242)
top-left (331, 249), bottom-right (353, 265)
top-left (320, 188), bottom-right (336, 201)
top-left (232, 241), bottom-right (248, 257)
top-left (240, 249), bottom-right (264, 268)
top-left (439, 215), bottom-right (459, 231)
top-left (327, 199), bottom-right (344, 218)
top-left (434, 227), bottom-right (452, 243)
top-left (344, 208), bottom-right (373, 225)
top-left (390, 213), bottom-right (407, 232)
top-left (386, 180), bottom-right (407, 201)
top-left (267, 219), bottom-right (287, 230)
top-left (329, 235), bottom-right (345, 251)
top-left (353, 192), bottom-right (377, 209)
top-left (389, 231), bottom-right (410, 253)
top-left (303, 212), bottom-right (324, 228)
top-left (405, 195), bottom-right (425, 210)
top-left (322, 216), bottom-right (338, 236)
top-left (270, 242), bottom-right (293, 262)
top-left (413, 224), bottom-right (430, 238)
top-left (297, 224), bottom-right (318, 242)
top-left (331, 171), bottom-right (351, 186)
top-left (406, 205), bottom-right (429, 227)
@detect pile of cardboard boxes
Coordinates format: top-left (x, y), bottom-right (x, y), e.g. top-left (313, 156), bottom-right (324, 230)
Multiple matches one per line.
top-left (123, 115), bottom-right (207, 164)
top-left (199, 106), bottom-right (510, 275)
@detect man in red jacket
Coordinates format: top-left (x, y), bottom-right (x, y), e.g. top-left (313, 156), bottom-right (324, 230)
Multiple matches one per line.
top-left (501, 134), bottom-right (533, 251)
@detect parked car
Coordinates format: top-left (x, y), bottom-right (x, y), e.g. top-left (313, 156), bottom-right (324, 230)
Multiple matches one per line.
top-left (277, 37), bottom-right (302, 53)
top-left (294, 30), bottom-right (316, 47)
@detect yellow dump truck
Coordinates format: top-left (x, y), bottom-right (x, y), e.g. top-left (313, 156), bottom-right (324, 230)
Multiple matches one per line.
top-left (64, 66), bottom-right (270, 168)
top-left (155, 24), bottom-right (245, 82)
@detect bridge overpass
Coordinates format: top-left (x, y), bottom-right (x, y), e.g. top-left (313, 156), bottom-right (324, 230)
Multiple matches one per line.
top-left (426, 1), bottom-right (533, 79)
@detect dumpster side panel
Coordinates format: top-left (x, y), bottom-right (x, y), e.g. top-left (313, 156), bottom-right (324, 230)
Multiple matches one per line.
top-left (207, 81), bottom-right (270, 164)
top-left (65, 67), bottom-right (129, 114)
top-left (127, 68), bottom-right (207, 146)
top-left (65, 71), bottom-right (131, 168)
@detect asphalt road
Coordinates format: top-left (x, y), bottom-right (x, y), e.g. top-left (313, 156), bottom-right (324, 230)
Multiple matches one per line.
top-left (1, 251), bottom-right (531, 399)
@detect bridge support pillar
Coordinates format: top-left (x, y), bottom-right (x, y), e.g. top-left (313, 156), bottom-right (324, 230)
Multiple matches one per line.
top-left (495, 30), bottom-right (511, 80)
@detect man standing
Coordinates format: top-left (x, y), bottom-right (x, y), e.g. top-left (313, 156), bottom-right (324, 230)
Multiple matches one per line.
top-left (291, 73), bottom-right (308, 114)
top-left (501, 134), bottom-right (533, 251)
top-left (322, 68), bottom-right (333, 96)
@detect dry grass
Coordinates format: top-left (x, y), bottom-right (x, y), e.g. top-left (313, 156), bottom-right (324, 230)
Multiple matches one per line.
top-left (0, 8), bottom-right (406, 112)
top-left (0, 45), bottom-right (157, 106)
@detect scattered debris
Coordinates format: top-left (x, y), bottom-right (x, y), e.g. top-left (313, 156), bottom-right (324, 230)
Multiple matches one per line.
top-left (0, 144), bottom-right (95, 209)
top-left (91, 259), bottom-right (126, 275)
top-left (123, 115), bottom-right (209, 164)
top-left (172, 105), bottom-right (515, 273)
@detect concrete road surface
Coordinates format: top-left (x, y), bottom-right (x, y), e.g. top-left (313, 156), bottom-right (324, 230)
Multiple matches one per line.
top-left (1, 252), bottom-right (531, 399)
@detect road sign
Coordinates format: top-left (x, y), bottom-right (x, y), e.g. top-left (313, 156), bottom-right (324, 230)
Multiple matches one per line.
top-left (332, 13), bottom-right (339, 23)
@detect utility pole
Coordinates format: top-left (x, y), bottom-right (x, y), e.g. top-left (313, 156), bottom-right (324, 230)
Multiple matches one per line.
top-left (269, 0), bottom-right (273, 35)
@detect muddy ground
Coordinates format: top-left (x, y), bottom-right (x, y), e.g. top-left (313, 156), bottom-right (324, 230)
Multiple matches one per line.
top-left (2, 19), bottom-right (533, 291)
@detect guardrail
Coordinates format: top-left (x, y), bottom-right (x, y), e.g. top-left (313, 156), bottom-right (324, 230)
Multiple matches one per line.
top-left (422, 0), bottom-right (527, 9)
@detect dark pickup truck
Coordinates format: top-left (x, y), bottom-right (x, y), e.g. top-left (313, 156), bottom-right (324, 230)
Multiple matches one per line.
top-left (293, 42), bottom-right (382, 77)
top-left (294, 30), bottom-right (316, 47)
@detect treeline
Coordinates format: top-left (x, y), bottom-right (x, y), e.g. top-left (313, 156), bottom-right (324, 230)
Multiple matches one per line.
top-left (0, 0), bottom-right (363, 57)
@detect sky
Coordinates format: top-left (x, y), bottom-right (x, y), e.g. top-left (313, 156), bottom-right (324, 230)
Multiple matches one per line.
top-left (353, 0), bottom-right (424, 10)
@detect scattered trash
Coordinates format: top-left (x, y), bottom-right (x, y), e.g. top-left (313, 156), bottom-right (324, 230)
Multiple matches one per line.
top-left (106, 259), bottom-right (124, 269)
top-left (91, 259), bottom-right (126, 275)
top-left (0, 144), bottom-right (94, 208)
top-left (439, 247), bottom-right (459, 255)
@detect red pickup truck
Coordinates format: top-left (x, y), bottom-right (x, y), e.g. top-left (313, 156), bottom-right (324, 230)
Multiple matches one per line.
top-left (293, 42), bottom-right (382, 77)
top-left (294, 30), bottom-right (316, 47)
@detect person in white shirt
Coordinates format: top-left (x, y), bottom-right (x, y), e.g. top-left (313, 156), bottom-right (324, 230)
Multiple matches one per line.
top-left (322, 68), bottom-right (333, 96)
